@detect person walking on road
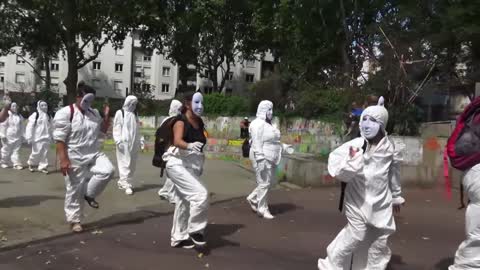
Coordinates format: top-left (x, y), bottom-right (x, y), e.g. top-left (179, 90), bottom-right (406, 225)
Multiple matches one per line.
top-left (0, 102), bottom-right (25, 170)
top-left (247, 100), bottom-right (293, 220)
top-left (25, 100), bottom-right (52, 174)
top-left (163, 92), bottom-right (208, 249)
top-left (157, 99), bottom-right (183, 203)
top-left (318, 97), bottom-right (405, 269)
top-left (113, 95), bottom-right (141, 196)
top-left (53, 82), bottom-right (114, 233)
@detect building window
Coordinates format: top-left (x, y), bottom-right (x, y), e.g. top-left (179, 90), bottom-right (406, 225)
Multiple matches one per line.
top-left (162, 67), bottom-right (171, 77)
top-left (0, 75), bottom-right (4, 82)
top-left (161, 84), bottom-right (170, 93)
top-left (226, 72), bottom-right (234, 80)
top-left (246, 73), bottom-right (254, 83)
top-left (0, 62), bottom-right (5, 68)
top-left (114, 80), bottom-right (123, 93)
top-left (246, 60), bottom-right (256, 67)
top-left (143, 67), bottom-right (151, 79)
top-left (115, 47), bottom-right (124, 56)
top-left (115, 63), bottom-right (123, 72)
top-left (16, 56), bottom-right (25, 65)
top-left (93, 61), bottom-right (101, 70)
top-left (93, 44), bottom-right (100, 53)
top-left (204, 87), bottom-right (214, 94)
top-left (51, 63), bottom-right (59, 71)
top-left (143, 56), bottom-right (151, 62)
top-left (15, 73), bottom-right (25, 83)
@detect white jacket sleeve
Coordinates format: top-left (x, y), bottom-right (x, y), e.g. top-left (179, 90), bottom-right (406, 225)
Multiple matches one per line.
top-left (112, 110), bottom-right (123, 144)
top-left (53, 107), bottom-right (71, 143)
top-left (25, 113), bottom-right (36, 142)
top-left (250, 121), bottom-right (265, 160)
top-left (390, 142), bottom-right (405, 205)
top-left (328, 140), bottom-right (364, 183)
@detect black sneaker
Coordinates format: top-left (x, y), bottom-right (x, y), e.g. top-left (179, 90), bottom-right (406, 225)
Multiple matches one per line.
top-left (189, 233), bottom-right (207, 246)
top-left (174, 239), bottom-right (195, 249)
top-left (84, 196), bottom-right (99, 209)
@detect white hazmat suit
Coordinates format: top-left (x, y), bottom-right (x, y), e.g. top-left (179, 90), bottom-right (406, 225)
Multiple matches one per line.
top-left (25, 101), bottom-right (52, 172)
top-left (158, 99), bottom-right (183, 203)
top-left (449, 163), bottom-right (480, 269)
top-left (113, 96), bottom-right (141, 194)
top-left (164, 93), bottom-right (208, 247)
top-left (0, 102), bottom-right (24, 169)
top-left (318, 102), bottom-right (405, 270)
top-left (247, 100), bottom-right (293, 219)
top-left (53, 104), bottom-right (114, 224)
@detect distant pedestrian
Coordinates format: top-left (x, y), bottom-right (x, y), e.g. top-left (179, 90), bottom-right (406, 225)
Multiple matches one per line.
top-left (240, 117), bottom-right (250, 139)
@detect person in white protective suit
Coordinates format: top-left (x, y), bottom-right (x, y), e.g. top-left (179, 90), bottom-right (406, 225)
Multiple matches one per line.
top-left (25, 101), bottom-right (52, 174)
top-left (449, 165), bottom-right (480, 269)
top-left (318, 97), bottom-right (405, 270)
top-left (247, 100), bottom-right (294, 220)
top-left (53, 82), bottom-right (114, 233)
top-left (163, 92), bottom-right (208, 249)
top-left (113, 95), bottom-right (141, 196)
top-left (0, 102), bottom-right (25, 170)
top-left (158, 99), bottom-right (183, 203)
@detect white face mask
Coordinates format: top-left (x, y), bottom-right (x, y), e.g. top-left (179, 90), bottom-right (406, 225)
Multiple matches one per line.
top-left (39, 102), bottom-right (48, 113)
top-left (10, 103), bottom-right (18, 113)
top-left (266, 108), bottom-right (273, 121)
top-left (80, 93), bottom-right (95, 111)
top-left (360, 115), bottom-right (381, 139)
top-left (192, 92), bottom-right (204, 116)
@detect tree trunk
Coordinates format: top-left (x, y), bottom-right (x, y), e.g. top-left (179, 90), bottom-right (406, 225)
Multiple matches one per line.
top-left (64, 48), bottom-right (78, 104)
top-left (211, 67), bottom-right (219, 93)
top-left (44, 56), bottom-right (51, 91)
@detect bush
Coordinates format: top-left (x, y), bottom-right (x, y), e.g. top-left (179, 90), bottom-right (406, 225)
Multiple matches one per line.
top-left (249, 75), bottom-right (284, 115)
top-left (203, 93), bottom-right (250, 116)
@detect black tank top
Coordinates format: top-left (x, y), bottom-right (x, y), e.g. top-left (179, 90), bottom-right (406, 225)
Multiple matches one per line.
top-left (174, 114), bottom-right (207, 144)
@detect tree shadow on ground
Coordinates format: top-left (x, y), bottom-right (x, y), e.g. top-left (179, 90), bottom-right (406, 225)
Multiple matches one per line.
top-left (197, 223), bottom-right (245, 256)
top-left (434, 257), bottom-right (454, 270)
top-left (0, 195), bottom-right (63, 208)
top-left (269, 203), bottom-right (303, 216)
top-left (135, 184), bottom-right (162, 193)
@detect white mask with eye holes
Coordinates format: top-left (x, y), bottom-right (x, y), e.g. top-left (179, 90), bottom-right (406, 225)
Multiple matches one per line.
top-left (266, 108), bottom-right (273, 121)
top-left (192, 92), bottom-right (204, 117)
top-left (10, 102), bottom-right (18, 113)
top-left (360, 115), bottom-right (381, 139)
top-left (80, 93), bottom-right (95, 111)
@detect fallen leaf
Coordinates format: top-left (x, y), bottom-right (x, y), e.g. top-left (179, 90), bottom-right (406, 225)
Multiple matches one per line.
top-left (197, 253), bottom-right (204, 259)
top-left (45, 260), bottom-right (51, 265)
top-left (205, 263), bottom-right (210, 268)
top-left (422, 237), bottom-right (430, 240)
top-left (80, 241), bottom-right (86, 245)
top-left (16, 255), bottom-right (23, 260)
top-left (91, 229), bottom-right (103, 235)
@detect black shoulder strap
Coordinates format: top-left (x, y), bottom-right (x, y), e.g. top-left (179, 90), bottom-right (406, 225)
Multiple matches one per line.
top-left (34, 112), bottom-right (39, 125)
top-left (121, 109), bottom-right (124, 118)
top-left (69, 104), bottom-right (74, 123)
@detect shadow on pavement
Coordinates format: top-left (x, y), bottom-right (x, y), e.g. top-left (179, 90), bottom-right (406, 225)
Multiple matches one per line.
top-left (199, 223), bottom-right (245, 255)
top-left (0, 195), bottom-right (63, 208)
top-left (434, 257), bottom-right (454, 269)
top-left (135, 184), bottom-right (162, 193)
top-left (0, 180), bottom-right (11, 184)
top-left (270, 203), bottom-right (303, 216)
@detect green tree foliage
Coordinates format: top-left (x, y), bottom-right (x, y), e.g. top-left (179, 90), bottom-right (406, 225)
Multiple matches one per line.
top-left (203, 93), bottom-right (249, 116)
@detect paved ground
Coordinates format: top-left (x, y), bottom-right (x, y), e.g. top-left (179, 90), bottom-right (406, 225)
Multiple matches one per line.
top-left (0, 148), bottom-right (256, 247)
top-left (0, 184), bottom-right (467, 270)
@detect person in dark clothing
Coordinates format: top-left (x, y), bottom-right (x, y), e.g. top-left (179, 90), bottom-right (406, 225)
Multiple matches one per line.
top-left (240, 117), bottom-right (250, 138)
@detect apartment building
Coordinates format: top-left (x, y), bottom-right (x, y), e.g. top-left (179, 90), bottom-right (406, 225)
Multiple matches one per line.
top-left (0, 33), bottom-right (272, 100)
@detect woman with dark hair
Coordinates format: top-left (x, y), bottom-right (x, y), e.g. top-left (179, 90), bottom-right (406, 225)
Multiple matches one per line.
top-left (163, 91), bottom-right (208, 249)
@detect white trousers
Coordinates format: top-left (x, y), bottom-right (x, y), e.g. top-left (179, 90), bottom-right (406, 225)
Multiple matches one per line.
top-left (64, 153), bottom-right (114, 223)
top-left (1, 138), bottom-right (22, 167)
top-left (166, 157), bottom-right (208, 246)
top-left (116, 143), bottom-right (138, 189)
top-left (248, 158), bottom-right (276, 215)
top-left (318, 211), bottom-right (393, 270)
top-left (28, 140), bottom-right (50, 170)
top-left (449, 165), bottom-right (480, 270)
top-left (158, 177), bottom-right (176, 203)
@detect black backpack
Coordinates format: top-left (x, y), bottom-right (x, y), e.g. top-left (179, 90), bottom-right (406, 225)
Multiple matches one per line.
top-left (152, 117), bottom-right (176, 177)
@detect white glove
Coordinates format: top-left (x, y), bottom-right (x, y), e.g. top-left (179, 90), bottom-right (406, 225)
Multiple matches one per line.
top-left (282, 144), bottom-right (294, 154)
top-left (187, 142), bottom-right (204, 152)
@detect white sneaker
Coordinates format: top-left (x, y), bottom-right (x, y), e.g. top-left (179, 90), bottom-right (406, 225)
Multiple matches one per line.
top-left (125, 188), bottom-right (134, 195)
top-left (28, 166), bottom-right (35, 172)
top-left (1, 164), bottom-right (9, 169)
top-left (40, 169), bottom-right (49, 174)
top-left (246, 198), bottom-right (258, 213)
top-left (13, 165), bottom-right (23, 170)
top-left (259, 211), bottom-right (275, 220)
